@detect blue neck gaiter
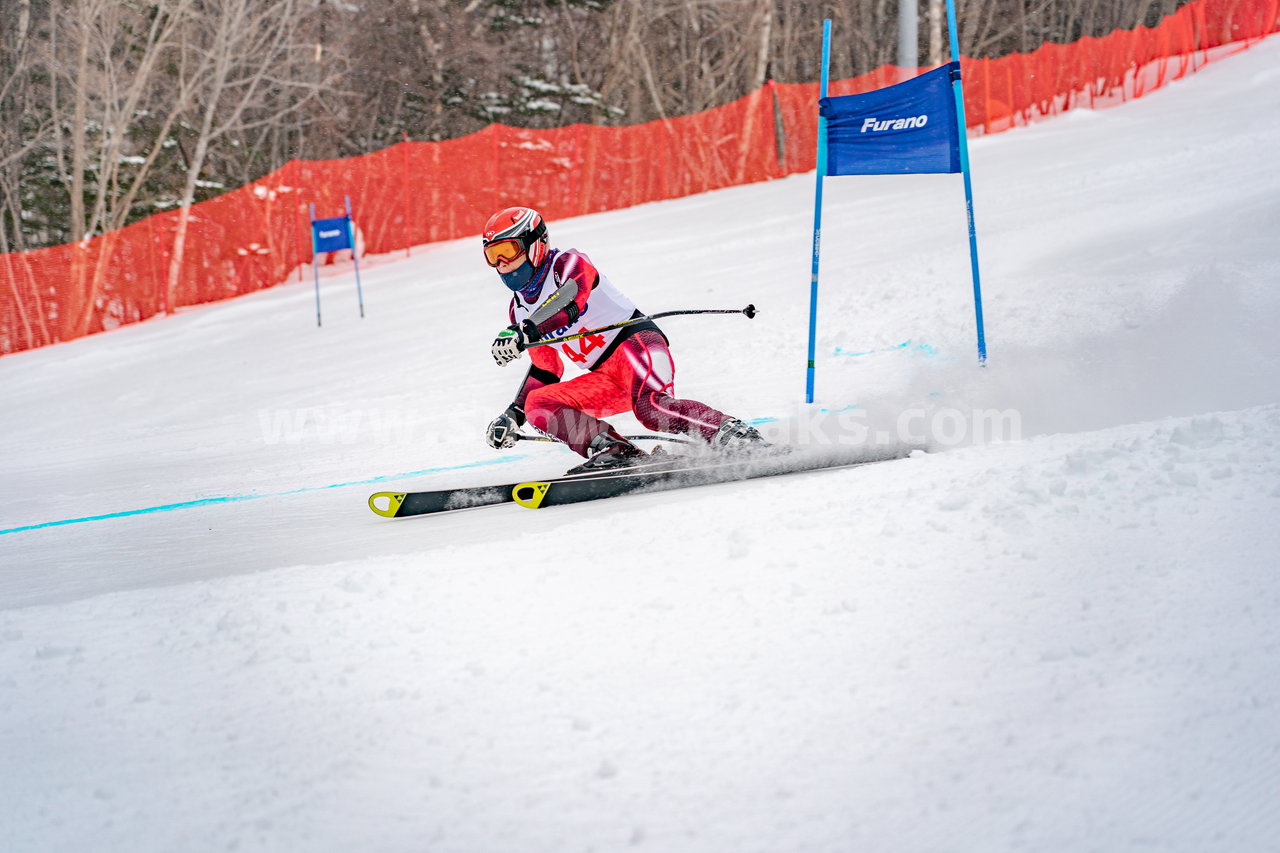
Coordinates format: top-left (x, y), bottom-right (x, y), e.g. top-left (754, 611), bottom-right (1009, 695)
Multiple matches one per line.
top-left (499, 262), bottom-right (535, 293)
top-left (501, 250), bottom-right (557, 299)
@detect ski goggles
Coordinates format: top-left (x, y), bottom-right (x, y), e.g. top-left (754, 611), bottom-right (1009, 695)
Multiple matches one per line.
top-left (483, 238), bottom-right (526, 267)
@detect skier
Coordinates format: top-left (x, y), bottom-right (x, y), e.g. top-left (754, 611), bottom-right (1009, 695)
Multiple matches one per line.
top-left (481, 206), bottom-right (767, 471)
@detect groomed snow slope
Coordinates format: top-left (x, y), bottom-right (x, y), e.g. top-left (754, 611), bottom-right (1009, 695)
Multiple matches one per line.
top-left (2, 37), bottom-right (1279, 853)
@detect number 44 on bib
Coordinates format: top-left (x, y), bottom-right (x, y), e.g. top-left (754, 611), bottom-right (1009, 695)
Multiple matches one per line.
top-left (559, 329), bottom-right (608, 364)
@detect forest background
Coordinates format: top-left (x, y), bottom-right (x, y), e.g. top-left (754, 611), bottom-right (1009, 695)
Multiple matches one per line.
top-left (1, 0), bottom-right (1189, 253)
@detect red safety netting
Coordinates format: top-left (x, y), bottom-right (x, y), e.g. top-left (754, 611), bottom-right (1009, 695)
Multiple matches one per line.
top-left (2, 0), bottom-right (1276, 356)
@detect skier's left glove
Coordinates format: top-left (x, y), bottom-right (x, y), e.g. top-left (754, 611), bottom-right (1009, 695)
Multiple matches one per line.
top-left (491, 320), bottom-right (540, 367)
top-left (486, 404), bottom-right (525, 450)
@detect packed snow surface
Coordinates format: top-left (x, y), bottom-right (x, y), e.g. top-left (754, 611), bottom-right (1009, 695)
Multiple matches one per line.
top-left (2, 38), bottom-right (1279, 853)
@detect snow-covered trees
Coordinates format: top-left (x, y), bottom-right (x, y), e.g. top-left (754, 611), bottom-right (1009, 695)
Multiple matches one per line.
top-left (1, 0), bottom-right (1191, 252)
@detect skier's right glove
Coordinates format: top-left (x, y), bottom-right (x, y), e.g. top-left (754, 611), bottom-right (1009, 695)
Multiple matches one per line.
top-left (486, 404), bottom-right (525, 450)
top-left (491, 320), bottom-right (540, 367)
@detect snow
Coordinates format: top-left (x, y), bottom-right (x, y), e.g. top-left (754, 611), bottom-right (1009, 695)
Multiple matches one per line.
top-left (3, 36), bottom-right (1280, 853)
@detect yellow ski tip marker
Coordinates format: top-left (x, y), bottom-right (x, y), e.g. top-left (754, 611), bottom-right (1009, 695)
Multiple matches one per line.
top-left (511, 482), bottom-right (551, 509)
top-left (368, 492), bottom-right (407, 518)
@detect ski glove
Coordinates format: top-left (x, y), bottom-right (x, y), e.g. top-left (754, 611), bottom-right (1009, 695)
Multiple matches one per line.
top-left (486, 404), bottom-right (525, 450)
top-left (491, 320), bottom-right (540, 367)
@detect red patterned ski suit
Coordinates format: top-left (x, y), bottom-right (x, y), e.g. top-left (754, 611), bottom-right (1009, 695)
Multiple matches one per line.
top-left (507, 249), bottom-right (729, 456)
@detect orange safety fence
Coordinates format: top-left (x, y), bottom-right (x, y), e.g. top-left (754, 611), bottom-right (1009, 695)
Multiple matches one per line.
top-left (2, 0), bottom-right (1277, 356)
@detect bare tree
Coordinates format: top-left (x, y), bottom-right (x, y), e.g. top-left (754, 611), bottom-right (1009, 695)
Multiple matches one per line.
top-left (72, 0), bottom-right (194, 240)
top-left (36, 0), bottom-right (202, 335)
top-left (754, 0), bottom-right (775, 88)
top-left (0, 0), bottom-right (44, 253)
top-left (163, 0), bottom-right (318, 313)
top-left (928, 0), bottom-right (945, 66)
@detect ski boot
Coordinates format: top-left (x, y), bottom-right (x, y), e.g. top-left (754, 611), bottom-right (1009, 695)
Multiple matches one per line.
top-left (711, 417), bottom-right (772, 452)
top-left (565, 430), bottom-right (649, 475)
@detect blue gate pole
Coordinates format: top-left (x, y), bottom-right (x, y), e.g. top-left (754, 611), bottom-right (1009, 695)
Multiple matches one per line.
top-left (805, 19), bottom-right (833, 404)
top-left (946, 0), bottom-right (987, 363)
top-left (309, 203), bottom-right (322, 327)
top-left (345, 196), bottom-right (365, 319)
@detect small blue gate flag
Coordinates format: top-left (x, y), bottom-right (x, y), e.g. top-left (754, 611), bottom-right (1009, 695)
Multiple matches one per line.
top-left (820, 62), bottom-right (961, 176)
top-left (311, 216), bottom-right (354, 253)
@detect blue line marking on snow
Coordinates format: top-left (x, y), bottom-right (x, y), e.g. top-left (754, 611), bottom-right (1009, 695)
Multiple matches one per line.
top-left (746, 402), bottom-right (865, 425)
top-left (745, 402), bottom-right (864, 426)
top-left (833, 339), bottom-right (939, 358)
top-left (0, 454), bottom-right (533, 536)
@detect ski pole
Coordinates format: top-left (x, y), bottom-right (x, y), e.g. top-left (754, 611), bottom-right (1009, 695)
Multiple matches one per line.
top-left (515, 432), bottom-right (692, 445)
top-left (526, 304), bottom-right (756, 348)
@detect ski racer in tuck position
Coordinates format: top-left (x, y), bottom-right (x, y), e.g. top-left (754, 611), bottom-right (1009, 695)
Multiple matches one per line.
top-left (481, 206), bottom-right (767, 472)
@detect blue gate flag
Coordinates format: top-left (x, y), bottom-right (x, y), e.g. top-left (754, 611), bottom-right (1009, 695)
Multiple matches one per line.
top-left (805, 9), bottom-right (986, 405)
top-left (308, 197), bottom-right (365, 327)
top-left (819, 62), bottom-right (961, 176)
top-left (311, 216), bottom-right (354, 253)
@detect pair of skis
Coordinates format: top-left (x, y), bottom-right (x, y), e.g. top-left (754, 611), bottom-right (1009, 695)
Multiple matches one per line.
top-left (367, 443), bottom-right (910, 519)
top-left (369, 303), bottom-right (772, 519)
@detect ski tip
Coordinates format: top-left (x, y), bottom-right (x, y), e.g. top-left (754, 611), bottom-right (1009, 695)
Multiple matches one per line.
top-left (368, 492), bottom-right (407, 518)
top-left (511, 482), bottom-right (551, 509)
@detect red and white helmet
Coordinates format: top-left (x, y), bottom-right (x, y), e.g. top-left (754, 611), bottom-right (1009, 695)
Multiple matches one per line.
top-left (482, 206), bottom-right (549, 268)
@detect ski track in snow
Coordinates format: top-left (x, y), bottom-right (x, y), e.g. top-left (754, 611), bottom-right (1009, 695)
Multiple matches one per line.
top-left (2, 36), bottom-right (1280, 853)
